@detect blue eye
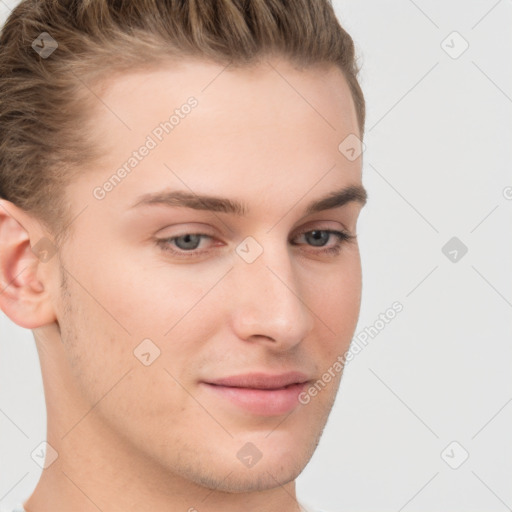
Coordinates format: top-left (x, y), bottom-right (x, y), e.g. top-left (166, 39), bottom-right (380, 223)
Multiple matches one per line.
top-left (294, 229), bottom-right (351, 252)
top-left (290, 229), bottom-right (356, 256)
top-left (156, 229), bottom-right (355, 259)
top-left (155, 233), bottom-right (214, 257)
top-left (168, 233), bottom-right (204, 251)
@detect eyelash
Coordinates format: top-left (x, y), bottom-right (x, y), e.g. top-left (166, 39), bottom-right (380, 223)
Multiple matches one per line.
top-left (155, 228), bottom-right (356, 259)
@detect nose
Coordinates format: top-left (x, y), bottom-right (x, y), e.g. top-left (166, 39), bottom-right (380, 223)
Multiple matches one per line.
top-left (228, 239), bottom-right (315, 351)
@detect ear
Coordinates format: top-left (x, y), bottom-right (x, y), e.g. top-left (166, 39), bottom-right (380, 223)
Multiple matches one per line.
top-left (0, 199), bottom-right (58, 329)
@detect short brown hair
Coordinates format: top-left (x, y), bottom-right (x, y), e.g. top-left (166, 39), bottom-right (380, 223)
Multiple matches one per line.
top-left (0, 0), bottom-right (365, 245)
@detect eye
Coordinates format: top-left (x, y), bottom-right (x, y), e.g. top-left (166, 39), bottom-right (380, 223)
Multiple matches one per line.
top-left (155, 232), bottom-right (215, 258)
top-left (155, 228), bottom-right (356, 259)
top-left (157, 233), bottom-right (213, 257)
top-left (166, 233), bottom-right (205, 251)
top-left (291, 229), bottom-right (356, 256)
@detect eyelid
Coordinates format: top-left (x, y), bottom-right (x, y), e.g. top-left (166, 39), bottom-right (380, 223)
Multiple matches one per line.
top-left (155, 224), bottom-right (356, 260)
top-left (155, 223), bottom-right (217, 238)
top-left (156, 220), bottom-right (351, 239)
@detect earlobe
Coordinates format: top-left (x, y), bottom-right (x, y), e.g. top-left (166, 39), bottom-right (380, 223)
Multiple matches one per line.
top-left (0, 199), bottom-right (58, 329)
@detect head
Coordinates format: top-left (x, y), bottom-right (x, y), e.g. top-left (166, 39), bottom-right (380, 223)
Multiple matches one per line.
top-left (0, 0), bottom-right (367, 504)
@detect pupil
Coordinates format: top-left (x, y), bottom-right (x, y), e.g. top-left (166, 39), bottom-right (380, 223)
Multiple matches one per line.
top-left (307, 230), bottom-right (328, 247)
top-left (176, 234), bottom-right (201, 250)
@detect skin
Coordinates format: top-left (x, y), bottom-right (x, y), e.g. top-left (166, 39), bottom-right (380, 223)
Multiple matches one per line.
top-left (0, 56), bottom-right (366, 512)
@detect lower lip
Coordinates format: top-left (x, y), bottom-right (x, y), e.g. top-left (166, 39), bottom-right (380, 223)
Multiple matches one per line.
top-left (201, 382), bottom-right (308, 416)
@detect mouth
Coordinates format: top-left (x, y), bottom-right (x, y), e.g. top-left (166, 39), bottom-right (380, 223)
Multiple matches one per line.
top-left (201, 372), bottom-right (311, 416)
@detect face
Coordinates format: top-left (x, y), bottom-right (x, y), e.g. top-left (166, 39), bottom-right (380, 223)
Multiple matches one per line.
top-left (46, 57), bottom-right (366, 493)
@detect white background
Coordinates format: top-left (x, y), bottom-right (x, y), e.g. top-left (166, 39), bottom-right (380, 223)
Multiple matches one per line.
top-left (1, 1), bottom-right (511, 511)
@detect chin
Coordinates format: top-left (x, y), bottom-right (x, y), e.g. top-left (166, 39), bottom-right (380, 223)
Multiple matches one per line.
top-left (199, 433), bottom-right (320, 493)
top-left (192, 457), bottom-right (307, 494)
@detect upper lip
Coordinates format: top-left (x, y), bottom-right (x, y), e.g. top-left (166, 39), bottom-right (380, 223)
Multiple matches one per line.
top-left (204, 371), bottom-right (310, 390)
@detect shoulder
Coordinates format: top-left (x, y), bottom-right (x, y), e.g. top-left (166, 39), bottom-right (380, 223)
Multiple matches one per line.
top-left (299, 500), bottom-right (336, 512)
top-left (0, 504), bottom-right (25, 512)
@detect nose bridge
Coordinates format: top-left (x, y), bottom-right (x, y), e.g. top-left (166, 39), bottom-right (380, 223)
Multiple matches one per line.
top-left (229, 238), bottom-right (315, 347)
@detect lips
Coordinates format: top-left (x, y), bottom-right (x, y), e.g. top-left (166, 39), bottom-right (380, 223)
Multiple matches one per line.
top-left (201, 371), bottom-right (311, 416)
top-left (205, 371), bottom-right (310, 389)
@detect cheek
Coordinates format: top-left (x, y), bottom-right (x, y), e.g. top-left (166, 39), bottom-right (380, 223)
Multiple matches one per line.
top-left (93, 248), bottom-right (223, 339)
top-left (307, 255), bottom-right (362, 346)
top-left (68, 254), bottom-right (224, 396)
top-left (57, 271), bottom-right (193, 430)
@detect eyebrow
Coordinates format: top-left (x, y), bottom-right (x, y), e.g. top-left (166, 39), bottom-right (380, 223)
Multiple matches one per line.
top-left (130, 184), bottom-right (367, 216)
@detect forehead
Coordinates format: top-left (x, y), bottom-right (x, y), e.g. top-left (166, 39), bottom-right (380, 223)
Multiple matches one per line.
top-left (90, 56), bottom-right (359, 147)
top-left (73, 57), bottom-right (362, 216)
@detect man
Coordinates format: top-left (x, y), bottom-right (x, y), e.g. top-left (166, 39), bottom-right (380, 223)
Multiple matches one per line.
top-left (0, 1), bottom-right (367, 511)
